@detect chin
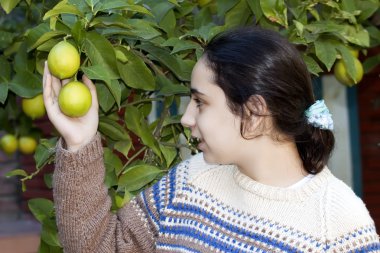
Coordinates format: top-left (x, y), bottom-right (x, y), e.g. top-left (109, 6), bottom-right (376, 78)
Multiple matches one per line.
top-left (202, 153), bottom-right (224, 165)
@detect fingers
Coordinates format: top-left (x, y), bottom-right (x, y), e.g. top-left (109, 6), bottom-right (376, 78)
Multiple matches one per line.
top-left (51, 75), bottom-right (62, 97)
top-left (62, 79), bottom-right (71, 86)
top-left (43, 62), bottom-right (53, 106)
top-left (82, 75), bottom-right (99, 108)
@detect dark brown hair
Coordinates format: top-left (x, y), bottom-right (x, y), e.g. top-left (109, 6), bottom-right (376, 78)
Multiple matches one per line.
top-left (203, 26), bottom-right (335, 174)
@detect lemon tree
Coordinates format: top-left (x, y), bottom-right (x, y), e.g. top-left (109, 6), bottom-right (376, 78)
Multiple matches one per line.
top-left (1, 0), bottom-right (380, 252)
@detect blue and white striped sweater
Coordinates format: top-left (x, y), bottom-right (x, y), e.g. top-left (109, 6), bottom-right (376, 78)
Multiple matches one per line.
top-left (135, 153), bottom-right (380, 252)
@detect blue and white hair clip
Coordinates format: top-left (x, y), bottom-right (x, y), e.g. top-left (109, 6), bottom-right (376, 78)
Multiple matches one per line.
top-left (304, 100), bottom-right (334, 130)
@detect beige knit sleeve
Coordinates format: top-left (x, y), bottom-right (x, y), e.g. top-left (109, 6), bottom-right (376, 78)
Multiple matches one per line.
top-left (53, 133), bottom-right (157, 253)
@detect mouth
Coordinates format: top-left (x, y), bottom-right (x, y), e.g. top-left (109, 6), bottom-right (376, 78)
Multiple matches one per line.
top-left (189, 136), bottom-right (201, 145)
top-left (189, 136), bottom-right (203, 153)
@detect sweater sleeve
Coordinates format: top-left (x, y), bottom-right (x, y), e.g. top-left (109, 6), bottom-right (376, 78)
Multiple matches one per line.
top-left (326, 178), bottom-right (380, 252)
top-left (53, 133), bottom-right (158, 253)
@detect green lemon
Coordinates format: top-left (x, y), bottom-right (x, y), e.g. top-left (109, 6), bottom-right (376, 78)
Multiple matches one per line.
top-left (48, 41), bottom-right (80, 79)
top-left (58, 81), bottom-right (92, 117)
top-left (333, 58), bottom-right (364, 87)
top-left (0, 134), bottom-right (18, 155)
top-left (18, 136), bottom-right (38, 155)
top-left (22, 94), bottom-right (46, 120)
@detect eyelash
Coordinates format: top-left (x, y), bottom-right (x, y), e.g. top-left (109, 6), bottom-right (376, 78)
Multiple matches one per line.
top-left (193, 98), bottom-right (203, 108)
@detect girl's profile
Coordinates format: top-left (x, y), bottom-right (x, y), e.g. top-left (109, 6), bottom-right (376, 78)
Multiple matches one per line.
top-left (43, 26), bottom-right (380, 252)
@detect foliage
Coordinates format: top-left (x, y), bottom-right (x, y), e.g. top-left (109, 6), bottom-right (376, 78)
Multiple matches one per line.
top-left (1, 0), bottom-right (380, 252)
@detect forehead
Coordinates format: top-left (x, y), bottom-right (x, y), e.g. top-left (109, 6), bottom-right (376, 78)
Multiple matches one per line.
top-left (190, 58), bottom-right (218, 94)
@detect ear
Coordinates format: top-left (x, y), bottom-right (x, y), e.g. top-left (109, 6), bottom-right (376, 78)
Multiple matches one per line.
top-left (241, 95), bottom-right (270, 139)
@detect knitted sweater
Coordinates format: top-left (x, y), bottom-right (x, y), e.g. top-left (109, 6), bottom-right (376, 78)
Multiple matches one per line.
top-left (53, 134), bottom-right (380, 253)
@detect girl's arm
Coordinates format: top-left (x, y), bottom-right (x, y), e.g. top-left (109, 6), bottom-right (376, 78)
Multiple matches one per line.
top-left (53, 133), bottom-right (158, 252)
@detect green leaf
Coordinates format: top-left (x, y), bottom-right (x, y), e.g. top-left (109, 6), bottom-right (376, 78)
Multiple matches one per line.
top-left (159, 143), bottom-right (177, 168)
top-left (0, 56), bottom-right (11, 82)
top-left (34, 138), bottom-right (57, 169)
top-left (96, 82), bottom-right (115, 112)
top-left (193, 5), bottom-right (213, 28)
top-left (0, 0), bottom-right (21, 14)
top-left (0, 30), bottom-right (15, 49)
top-left (124, 104), bottom-right (161, 157)
top-left (0, 83), bottom-right (8, 104)
top-left (363, 54), bottom-right (380, 74)
top-left (260, 0), bottom-right (288, 27)
top-left (104, 147), bottom-right (122, 186)
top-left (224, 0), bottom-right (251, 28)
top-left (247, 0), bottom-right (263, 22)
top-left (138, 43), bottom-right (193, 81)
top-left (38, 240), bottom-right (63, 253)
top-left (95, 0), bottom-right (152, 16)
top-left (9, 70), bottom-right (42, 98)
top-left (357, 0), bottom-right (379, 22)
top-left (89, 14), bottom-right (132, 29)
top-left (25, 23), bottom-right (56, 50)
top-left (43, 0), bottom-right (83, 20)
top-left (150, 1), bottom-right (175, 23)
top-left (36, 38), bottom-right (61, 52)
top-left (28, 31), bottom-right (66, 52)
top-left (71, 20), bottom-right (86, 45)
top-left (115, 189), bottom-right (133, 208)
top-left (156, 75), bottom-right (189, 96)
top-left (118, 164), bottom-right (161, 191)
top-left (161, 38), bottom-right (202, 54)
top-left (116, 47), bottom-right (155, 91)
top-left (114, 140), bottom-right (132, 160)
top-left (342, 26), bottom-right (370, 47)
top-left (83, 31), bottom-right (119, 77)
top-left (302, 54), bottom-right (323, 76)
top-left (126, 19), bottom-right (161, 40)
top-left (81, 64), bottom-right (119, 82)
top-left (41, 220), bottom-right (61, 247)
top-left (337, 45), bottom-right (358, 82)
top-left (85, 0), bottom-right (99, 10)
top-left (14, 43), bottom-right (30, 73)
top-left (99, 116), bottom-right (129, 141)
top-left (44, 173), bottom-right (53, 189)
top-left (159, 9), bottom-right (176, 36)
top-left (314, 39), bottom-right (338, 71)
top-left (216, 0), bottom-right (239, 17)
top-left (28, 198), bottom-right (54, 223)
top-left (5, 169), bottom-right (28, 178)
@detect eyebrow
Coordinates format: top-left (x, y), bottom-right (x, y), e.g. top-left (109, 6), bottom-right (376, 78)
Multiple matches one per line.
top-left (190, 88), bottom-right (207, 97)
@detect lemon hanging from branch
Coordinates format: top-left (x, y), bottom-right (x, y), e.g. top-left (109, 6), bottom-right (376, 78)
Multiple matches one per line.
top-left (48, 41), bottom-right (80, 79)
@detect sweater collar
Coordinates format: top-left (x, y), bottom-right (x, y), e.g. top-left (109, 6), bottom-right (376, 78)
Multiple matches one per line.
top-left (232, 166), bottom-right (332, 201)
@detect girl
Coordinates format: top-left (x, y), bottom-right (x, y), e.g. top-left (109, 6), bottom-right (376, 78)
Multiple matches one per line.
top-left (43, 27), bottom-right (380, 252)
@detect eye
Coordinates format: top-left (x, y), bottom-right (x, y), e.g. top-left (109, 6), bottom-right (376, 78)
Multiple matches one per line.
top-left (193, 98), bottom-right (203, 108)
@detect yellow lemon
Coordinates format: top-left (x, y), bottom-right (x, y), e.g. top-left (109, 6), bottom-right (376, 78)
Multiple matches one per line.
top-left (18, 136), bottom-right (38, 155)
top-left (333, 58), bottom-right (364, 87)
top-left (58, 81), bottom-right (92, 117)
top-left (0, 134), bottom-right (18, 155)
top-left (22, 94), bottom-right (46, 119)
top-left (48, 41), bottom-right (80, 79)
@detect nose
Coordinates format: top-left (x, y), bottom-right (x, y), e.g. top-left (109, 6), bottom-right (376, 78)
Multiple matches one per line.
top-left (181, 103), bottom-right (195, 129)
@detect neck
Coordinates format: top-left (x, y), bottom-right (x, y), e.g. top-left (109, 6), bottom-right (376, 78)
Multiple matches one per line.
top-left (236, 135), bottom-right (307, 187)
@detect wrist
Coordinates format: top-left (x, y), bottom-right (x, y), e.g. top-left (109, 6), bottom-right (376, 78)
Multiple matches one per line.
top-left (64, 134), bottom-right (97, 152)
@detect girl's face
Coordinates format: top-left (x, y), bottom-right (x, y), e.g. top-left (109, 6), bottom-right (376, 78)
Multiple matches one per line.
top-left (181, 58), bottom-right (246, 164)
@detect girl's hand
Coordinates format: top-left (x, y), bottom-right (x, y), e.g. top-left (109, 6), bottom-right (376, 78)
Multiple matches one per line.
top-left (43, 62), bottom-right (99, 152)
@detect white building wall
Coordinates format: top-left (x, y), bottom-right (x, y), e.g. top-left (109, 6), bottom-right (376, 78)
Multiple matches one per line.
top-left (322, 75), bottom-right (353, 187)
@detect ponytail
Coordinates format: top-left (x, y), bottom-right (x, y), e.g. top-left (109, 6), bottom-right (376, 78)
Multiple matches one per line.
top-left (296, 125), bottom-right (335, 174)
